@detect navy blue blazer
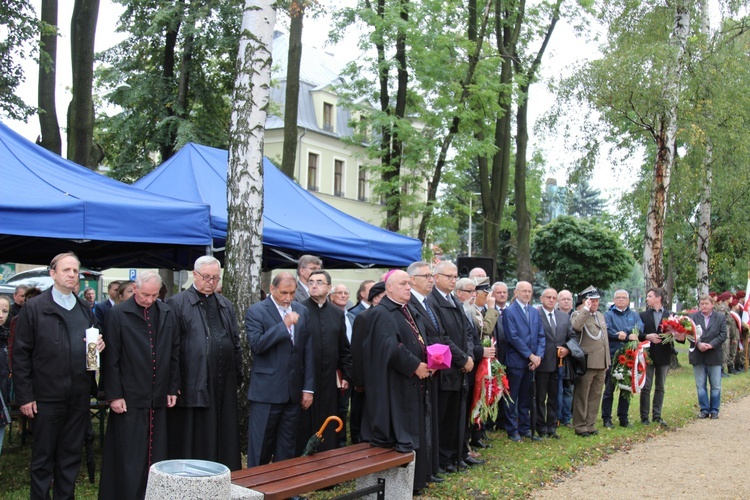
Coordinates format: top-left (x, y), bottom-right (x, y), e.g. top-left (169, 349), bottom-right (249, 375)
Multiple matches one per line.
top-left (502, 301), bottom-right (545, 370)
top-left (245, 298), bottom-right (315, 404)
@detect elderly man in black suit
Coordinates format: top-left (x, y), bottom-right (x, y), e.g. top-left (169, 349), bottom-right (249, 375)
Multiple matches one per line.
top-left (639, 287), bottom-right (672, 426)
top-left (245, 272), bottom-right (315, 466)
top-left (690, 294), bottom-right (727, 419)
top-left (535, 288), bottom-right (572, 438)
top-left (426, 261), bottom-right (474, 473)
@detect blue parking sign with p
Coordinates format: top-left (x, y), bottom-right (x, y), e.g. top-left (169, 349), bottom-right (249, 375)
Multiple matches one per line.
top-left (129, 269), bottom-right (137, 280)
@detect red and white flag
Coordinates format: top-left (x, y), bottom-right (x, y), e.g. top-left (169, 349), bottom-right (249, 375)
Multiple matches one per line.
top-left (743, 272), bottom-right (750, 324)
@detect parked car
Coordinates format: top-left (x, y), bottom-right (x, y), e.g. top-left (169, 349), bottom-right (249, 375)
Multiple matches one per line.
top-left (0, 267), bottom-right (102, 298)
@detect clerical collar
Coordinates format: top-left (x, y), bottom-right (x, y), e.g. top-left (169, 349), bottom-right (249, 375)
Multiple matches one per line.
top-left (51, 286), bottom-right (76, 310)
top-left (191, 284), bottom-right (213, 299)
top-left (387, 295), bottom-right (406, 306)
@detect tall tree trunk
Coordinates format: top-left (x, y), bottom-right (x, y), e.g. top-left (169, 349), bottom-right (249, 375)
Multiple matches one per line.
top-left (177, 28), bottom-right (193, 121)
top-left (695, 0), bottom-right (711, 296)
top-left (643, 1), bottom-right (689, 290)
top-left (225, 0), bottom-right (275, 453)
top-left (159, 3), bottom-right (183, 163)
top-left (511, 0), bottom-right (560, 282)
top-left (696, 139), bottom-right (712, 295)
top-left (280, 1), bottom-right (304, 179)
top-left (38, 0), bottom-right (61, 154)
top-left (67, 0), bottom-right (99, 168)
top-left (417, 0), bottom-right (492, 242)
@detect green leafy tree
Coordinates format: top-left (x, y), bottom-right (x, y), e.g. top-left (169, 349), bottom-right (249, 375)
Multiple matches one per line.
top-left (96, 0), bottom-right (242, 181)
top-left (531, 215), bottom-right (633, 292)
top-left (0, 0), bottom-right (39, 121)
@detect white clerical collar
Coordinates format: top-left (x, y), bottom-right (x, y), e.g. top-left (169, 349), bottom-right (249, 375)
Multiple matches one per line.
top-left (52, 286), bottom-right (76, 311)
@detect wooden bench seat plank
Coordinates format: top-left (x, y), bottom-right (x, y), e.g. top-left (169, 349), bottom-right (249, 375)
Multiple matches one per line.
top-left (231, 444), bottom-right (398, 482)
top-left (231, 444), bottom-right (413, 499)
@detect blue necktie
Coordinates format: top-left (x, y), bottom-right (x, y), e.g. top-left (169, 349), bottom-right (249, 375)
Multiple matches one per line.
top-left (423, 300), bottom-right (439, 330)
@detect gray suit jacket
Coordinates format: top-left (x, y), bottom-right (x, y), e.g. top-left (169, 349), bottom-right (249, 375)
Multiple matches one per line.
top-left (689, 311), bottom-right (727, 366)
top-left (538, 308), bottom-right (573, 372)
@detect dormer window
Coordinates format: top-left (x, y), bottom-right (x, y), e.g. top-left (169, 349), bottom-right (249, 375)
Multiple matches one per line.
top-left (323, 102), bottom-right (334, 131)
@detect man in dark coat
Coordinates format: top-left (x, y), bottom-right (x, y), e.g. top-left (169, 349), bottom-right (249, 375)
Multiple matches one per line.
top-left (639, 287), bottom-right (672, 426)
top-left (12, 253), bottom-right (103, 500)
top-left (297, 270), bottom-right (352, 455)
top-left (361, 270), bottom-right (431, 495)
top-left (426, 261), bottom-right (474, 473)
top-left (690, 295), bottom-right (727, 418)
top-left (166, 256), bottom-right (242, 470)
top-left (99, 270), bottom-right (180, 500)
top-left (536, 288), bottom-right (572, 438)
top-left (349, 281), bottom-right (386, 445)
top-left (245, 272), bottom-right (315, 466)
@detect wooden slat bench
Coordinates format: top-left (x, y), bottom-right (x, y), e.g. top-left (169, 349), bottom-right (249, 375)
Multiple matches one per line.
top-left (231, 443), bottom-right (415, 500)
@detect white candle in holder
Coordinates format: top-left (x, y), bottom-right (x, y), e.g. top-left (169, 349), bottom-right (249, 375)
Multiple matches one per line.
top-left (85, 327), bottom-right (100, 371)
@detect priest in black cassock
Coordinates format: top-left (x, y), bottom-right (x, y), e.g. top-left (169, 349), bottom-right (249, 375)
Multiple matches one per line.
top-left (297, 270), bottom-right (352, 455)
top-left (361, 270), bottom-right (432, 495)
top-left (99, 271), bottom-right (180, 500)
top-left (166, 256), bottom-right (242, 471)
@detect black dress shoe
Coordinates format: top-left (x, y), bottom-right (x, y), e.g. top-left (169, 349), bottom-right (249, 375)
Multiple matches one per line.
top-left (470, 440), bottom-right (489, 449)
top-left (698, 411), bottom-right (709, 419)
top-left (457, 461), bottom-right (469, 471)
top-left (710, 413), bottom-right (719, 419)
top-left (508, 433), bottom-right (522, 442)
top-left (464, 456), bottom-right (485, 466)
top-left (522, 433), bottom-right (543, 442)
top-left (603, 419), bottom-right (615, 429)
top-left (575, 431), bottom-right (590, 437)
top-left (442, 464), bottom-right (458, 473)
top-left (547, 432), bottom-right (560, 439)
top-left (641, 418), bottom-right (650, 425)
top-left (589, 429), bottom-right (599, 435)
top-left (620, 421), bottom-right (632, 428)
top-left (655, 418), bottom-right (668, 426)
top-left (413, 489), bottom-right (423, 496)
top-left (429, 475), bottom-right (445, 483)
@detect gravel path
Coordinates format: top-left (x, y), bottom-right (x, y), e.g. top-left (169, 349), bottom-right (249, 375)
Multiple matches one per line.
top-left (532, 396), bottom-right (750, 499)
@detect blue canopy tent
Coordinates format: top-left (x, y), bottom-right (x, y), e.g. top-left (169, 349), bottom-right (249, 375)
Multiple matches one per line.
top-left (133, 143), bottom-right (423, 269)
top-left (0, 122), bottom-right (213, 269)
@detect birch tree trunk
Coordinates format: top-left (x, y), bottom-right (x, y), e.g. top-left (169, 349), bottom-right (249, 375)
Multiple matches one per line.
top-left (643, 0), bottom-right (689, 290)
top-left (695, 0), bottom-right (711, 296)
top-left (225, 0), bottom-right (275, 451)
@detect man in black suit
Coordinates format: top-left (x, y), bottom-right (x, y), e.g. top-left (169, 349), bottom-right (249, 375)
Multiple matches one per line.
top-left (639, 287), bottom-right (672, 426)
top-left (293, 255), bottom-right (322, 303)
top-left (245, 272), bottom-right (315, 466)
top-left (536, 288), bottom-right (572, 438)
top-left (690, 294), bottom-right (727, 419)
top-left (95, 280), bottom-right (121, 328)
top-left (348, 280), bottom-right (375, 317)
top-left (426, 261), bottom-right (474, 473)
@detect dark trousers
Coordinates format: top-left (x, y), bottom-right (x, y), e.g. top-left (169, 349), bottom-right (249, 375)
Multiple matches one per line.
top-left (438, 389), bottom-right (466, 467)
top-left (30, 395), bottom-right (90, 500)
top-left (601, 367), bottom-right (630, 423)
top-left (640, 364), bottom-right (669, 420)
top-left (247, 401), bottom-right (300, 467)
top-left (337, 386), bottom-right (351, 447)
top-left (505, 366), bottom-right (532, 436)
top-left (535, 370), bottom-right (559, 434)
top-left (349, 389), bottom-right (365, 444)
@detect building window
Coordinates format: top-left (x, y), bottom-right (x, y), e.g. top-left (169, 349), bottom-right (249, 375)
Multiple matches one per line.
top-left (307, 153), bottom-right (318, 191)
top-left (334, 160), bottom-right (344, 197)
top-left (358, 166), bottom-right (367, 201)
top-left (323, 102), bottom-right (334, 131)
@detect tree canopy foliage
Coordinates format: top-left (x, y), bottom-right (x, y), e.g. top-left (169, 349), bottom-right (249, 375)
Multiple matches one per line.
top-left (531, 215), bottom-right (633, 293)
top-left (0, 0), bottom-right (41, 121)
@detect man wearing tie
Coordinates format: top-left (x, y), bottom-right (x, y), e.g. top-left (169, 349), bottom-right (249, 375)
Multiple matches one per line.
top-left (245, 272), bottom-right (315, 466)
top-left (536, 288), bottom-right (572, 438)
top-left (426, 261), bottom-right (474, 473)
top-left (502, 281), bottom-right (545, 442)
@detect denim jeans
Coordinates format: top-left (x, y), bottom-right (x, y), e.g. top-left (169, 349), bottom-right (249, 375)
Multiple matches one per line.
top-left (693, 364), bottom-right (722, 414)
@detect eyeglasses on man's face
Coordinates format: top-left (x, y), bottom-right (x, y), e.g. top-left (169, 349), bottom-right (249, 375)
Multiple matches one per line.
top-left (195, 271), bottom-right (220, 283)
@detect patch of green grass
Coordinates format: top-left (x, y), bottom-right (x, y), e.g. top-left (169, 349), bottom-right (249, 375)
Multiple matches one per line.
top-left (3, 351), bottom-right (749, 499)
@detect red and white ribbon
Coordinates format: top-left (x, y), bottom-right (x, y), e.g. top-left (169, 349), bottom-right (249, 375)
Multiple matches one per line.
top-left (631, 340), bottom-right (650, 394)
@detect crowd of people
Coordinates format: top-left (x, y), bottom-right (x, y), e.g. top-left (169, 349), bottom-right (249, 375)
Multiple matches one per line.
top-left (0, 251), bottom-right (745, 498)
